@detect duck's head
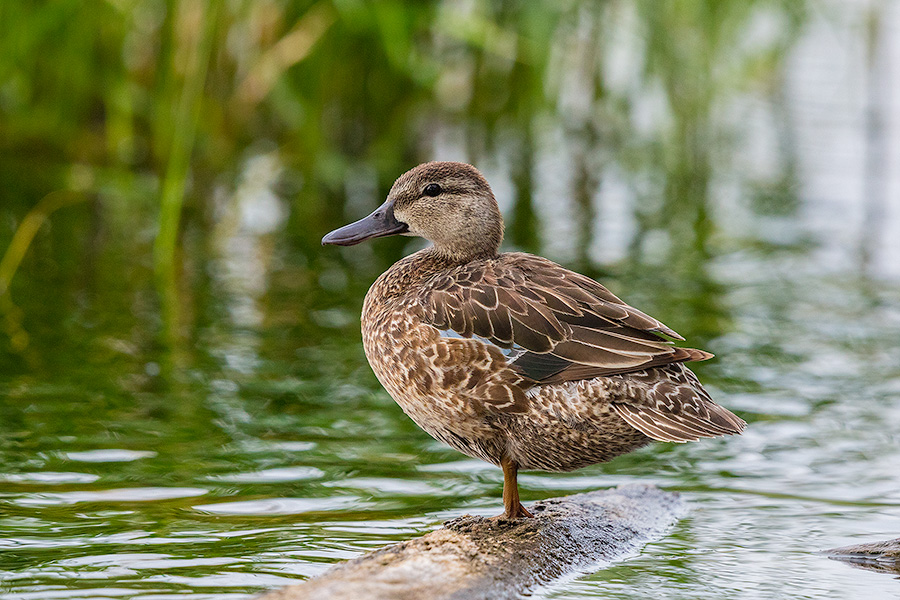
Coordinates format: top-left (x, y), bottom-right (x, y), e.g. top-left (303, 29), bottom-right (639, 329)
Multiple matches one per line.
top-left (322, 161), bottom-right (503, 261)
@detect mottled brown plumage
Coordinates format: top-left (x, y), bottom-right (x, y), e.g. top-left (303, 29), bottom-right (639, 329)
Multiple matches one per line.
top-left (323, 161), bottom-right (745, 519)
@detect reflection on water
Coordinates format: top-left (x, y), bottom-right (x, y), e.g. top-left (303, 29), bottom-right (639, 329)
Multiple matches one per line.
top-left (15, 487), bottom-right (209, 507)
top-left (2, 1), bottom-right (900, 599)
top-left (64, 450), bottom-right (158, 463)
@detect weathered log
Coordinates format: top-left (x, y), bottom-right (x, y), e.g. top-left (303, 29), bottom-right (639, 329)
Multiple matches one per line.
top-left (258, 483), bottom-right (686, 600)
top-left (825, 537), bottom-right (900, 575)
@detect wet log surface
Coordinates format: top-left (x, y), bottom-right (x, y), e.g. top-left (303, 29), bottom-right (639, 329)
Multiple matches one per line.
top-left (258, 483), bottom-right (686, 600)
top-left (825, 538), bottom-right (900, 575)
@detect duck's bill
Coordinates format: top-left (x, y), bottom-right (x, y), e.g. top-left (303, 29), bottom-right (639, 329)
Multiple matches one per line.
top-left (322, 205), bottom-right (409, 246)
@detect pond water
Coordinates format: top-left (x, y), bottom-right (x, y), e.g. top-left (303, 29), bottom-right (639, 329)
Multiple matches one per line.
top-left (3, 1), bottom-right (900, 599)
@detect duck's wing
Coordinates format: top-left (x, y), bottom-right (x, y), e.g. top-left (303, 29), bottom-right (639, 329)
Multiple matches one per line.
top-left (415, 253), bottom-right (744, 437)
top-left (415, 252), bottom-right (712, 385)
top-left (609, 364), bottom-right (746, 442)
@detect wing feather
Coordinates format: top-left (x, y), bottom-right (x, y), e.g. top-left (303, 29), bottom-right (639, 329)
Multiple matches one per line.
top-left (610, 364), bottom-right (745, 442)
top-left (417, 252), bottom-right (708, 384)
top-left (415, 253), bottom-right (742, 435)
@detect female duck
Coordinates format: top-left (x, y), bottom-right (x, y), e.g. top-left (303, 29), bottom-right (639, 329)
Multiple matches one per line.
top-left (323, 161), bottom-right (744, 518)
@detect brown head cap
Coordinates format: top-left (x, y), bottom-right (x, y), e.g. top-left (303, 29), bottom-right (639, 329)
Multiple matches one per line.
top-left (323, 161), bottom-right (503, 262)
top-left (389, 161), bottom-right (503, 261)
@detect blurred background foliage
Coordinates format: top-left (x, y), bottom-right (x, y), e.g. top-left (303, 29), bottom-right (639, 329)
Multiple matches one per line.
top-left (0, 0), bottom-right (811, 377)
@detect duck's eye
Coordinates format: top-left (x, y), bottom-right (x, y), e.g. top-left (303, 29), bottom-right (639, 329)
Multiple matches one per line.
top-left (423, 183), bottom-right (442, 197)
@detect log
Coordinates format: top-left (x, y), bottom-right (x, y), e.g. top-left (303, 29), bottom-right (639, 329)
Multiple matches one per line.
top-left (825, 538), bottom-right (900, 575)
top-left (258, 483), bottom-right (686, 600)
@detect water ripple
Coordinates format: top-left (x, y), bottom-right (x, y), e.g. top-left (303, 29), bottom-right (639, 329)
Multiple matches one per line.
top-left (63, 450), bottom-right (158, 463)
top-left (193, 496), bottom-right (359, 516)
top-left (13, 488), bottom-right (209, 506)
top-left (0, 472), bottom-right (100, 484)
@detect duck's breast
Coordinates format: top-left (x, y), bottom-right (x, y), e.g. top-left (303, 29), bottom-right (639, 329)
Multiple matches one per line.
top-left (361, 295), bottom-right (515, 464)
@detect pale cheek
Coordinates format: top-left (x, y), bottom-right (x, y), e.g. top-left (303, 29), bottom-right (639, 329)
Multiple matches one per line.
top-left (424, 217), bottom-right (455, 242)
top-left (393, 208), bottom-right (417, 235)
top-left (394, 203), bottom-right (466, 243)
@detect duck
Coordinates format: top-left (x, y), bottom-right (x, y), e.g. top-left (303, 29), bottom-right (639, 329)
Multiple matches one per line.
top-left (322, 161), bottom-right (745, 519)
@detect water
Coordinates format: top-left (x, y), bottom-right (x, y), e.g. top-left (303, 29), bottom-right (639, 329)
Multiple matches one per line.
top-left (3, 1), bottom-right (900, 598)
top-left (3, 251), bottom-right (899, 599)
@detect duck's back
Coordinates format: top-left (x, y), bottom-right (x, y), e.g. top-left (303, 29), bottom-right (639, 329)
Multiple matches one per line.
top-left (361, 249), bottom-right (744, 471)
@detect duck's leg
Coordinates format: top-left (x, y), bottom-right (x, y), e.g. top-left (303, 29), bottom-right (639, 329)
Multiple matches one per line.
top-left (500, 455), bottom-right (533, 519)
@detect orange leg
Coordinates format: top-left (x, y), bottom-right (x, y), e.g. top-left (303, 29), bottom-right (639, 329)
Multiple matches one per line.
top-left (500, 456), bottom-right (533, 518)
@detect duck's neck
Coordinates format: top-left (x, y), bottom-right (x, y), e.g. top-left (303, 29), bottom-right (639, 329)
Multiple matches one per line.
top-left (431, 243), bottom-right (499, 264)
top-left (390, 247), bottom-right (466, 285)
top-left (367, 247), bottom-right (492, 306)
